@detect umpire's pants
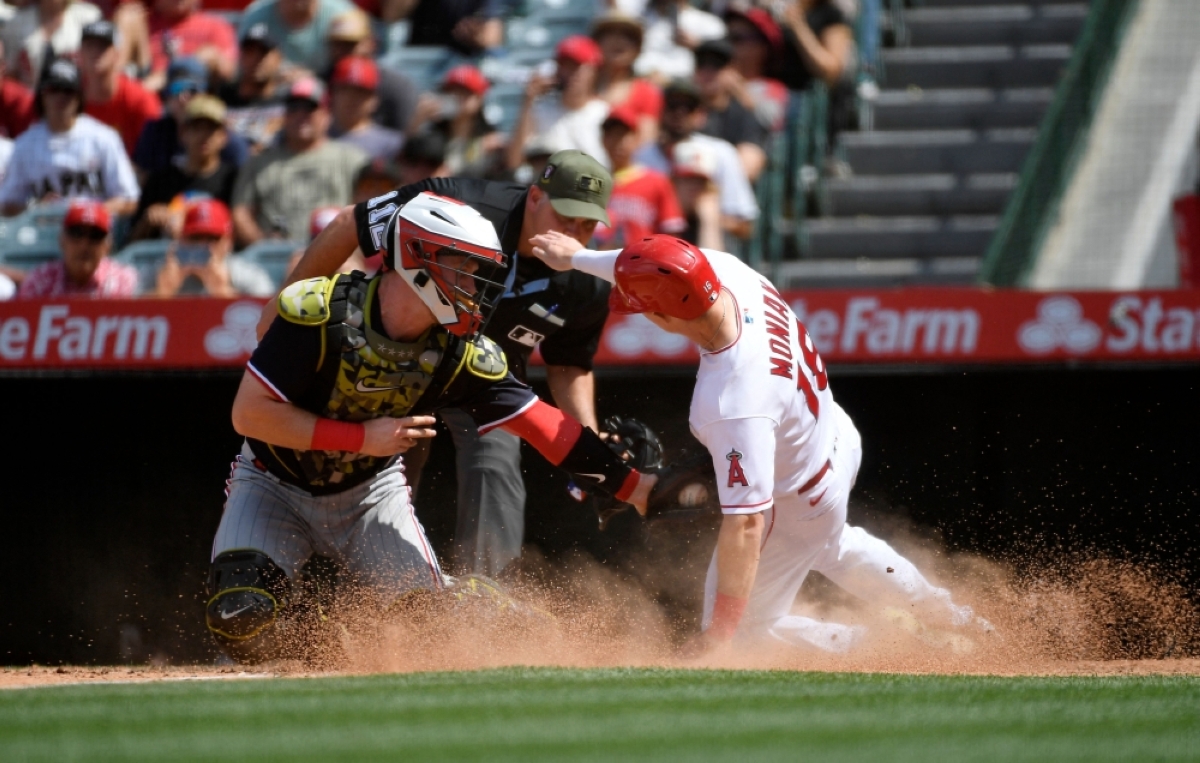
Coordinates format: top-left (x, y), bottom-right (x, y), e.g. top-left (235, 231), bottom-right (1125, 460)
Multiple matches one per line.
top-left (436, 407), bottom-right (526, 577)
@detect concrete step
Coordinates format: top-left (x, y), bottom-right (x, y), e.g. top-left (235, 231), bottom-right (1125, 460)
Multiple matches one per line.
top-left (826, 173), bottom-right (1017, 216)
top-left (840, 129), bottom-right (1036, 174)
top-left (905, 4), bottom-right (1088, 46)
top-left (882, 45), bottom-right (1072, 89)
top-left (805, 216), bottom-right (999, 259)
top-left (872, 87), bottom-right (1053, 130)
top-left (776, 257), bottom-right (981, 289)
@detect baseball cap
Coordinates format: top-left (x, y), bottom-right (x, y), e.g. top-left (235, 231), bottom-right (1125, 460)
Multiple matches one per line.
top-left (285, 77), bottom-right (328, 107)
top-left (694, 39), bottom-right (734, 69)
top-left (537, 149), bottom-right (611, 226)
top-left (590, 13), bottom-right (644, 49)
top-left (441, 65), bottom-right (489, 96)
top-left (183, 94), bottom-right (227, 125)
top-left (663, 79), bottom-right (702, 106)
top-left (399, 130), bottom-right (447, 166)
top-left (602, 104), bottom-right (639, 132)
top-left (182, 199), bottom-right (233, 238)
top-left (63, 199), bottom-right (111, 234)
top-left (671, 139), bottom-right (717, 180)
top-left (327, 9), bottom-right (372, 42)
top-left (81, 20), bottom-right (118, 47)
top-left (167, 57), bottom-right (208, 97)
top-left (241, 22), bottom-right (277, 50)
top-left (40, 58), bottom-right (81, 92)
top-left (725, 8), bottom-right (783, 51)
top-left (556, 35), bottom-right (603, 67)
top-left (331, 55), bottom-right (378, 91)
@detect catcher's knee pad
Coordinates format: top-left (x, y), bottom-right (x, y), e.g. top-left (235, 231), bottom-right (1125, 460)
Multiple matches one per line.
top-left (206, 550), bottom-right (291, 660)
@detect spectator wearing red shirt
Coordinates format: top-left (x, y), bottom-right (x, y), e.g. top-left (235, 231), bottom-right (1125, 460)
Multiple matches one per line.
top-left (593, 104), bottom-right (684, 249)
top-left (0, 39), bottom-right (36, 139)
top-left (144, 0), bottom-right (238, 92)
top-left (80, 21), bottom-right (163, 157)
top-left (591, 13), bottom-right (661, 148)
top-left (18, 199), bottom-right (139, 298)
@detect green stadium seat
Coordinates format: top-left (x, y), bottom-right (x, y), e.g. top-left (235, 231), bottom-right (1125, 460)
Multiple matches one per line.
top-left (238, 240), bottom-right (303, 290)
top-left (111, 240), bottom-right (171, 295)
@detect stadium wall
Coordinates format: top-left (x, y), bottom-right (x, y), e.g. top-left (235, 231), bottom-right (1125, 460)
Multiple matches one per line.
top-left (2, 366), bottom-right (1197, 665)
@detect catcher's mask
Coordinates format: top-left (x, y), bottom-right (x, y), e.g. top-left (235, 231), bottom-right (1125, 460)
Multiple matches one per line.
top-left (387, 192), bottom-right (509, 338)
top-left (609, 235), bottom-right (721, 321)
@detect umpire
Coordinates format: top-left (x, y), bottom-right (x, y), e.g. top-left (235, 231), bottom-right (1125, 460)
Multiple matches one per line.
top-left (275, 150), bottom-right (613, 577)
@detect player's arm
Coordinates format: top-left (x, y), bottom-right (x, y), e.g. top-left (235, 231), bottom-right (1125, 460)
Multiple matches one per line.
top-left (529, 232), bottom-right (618, 280)
top-left (545, 365), bottom-right (598, 431)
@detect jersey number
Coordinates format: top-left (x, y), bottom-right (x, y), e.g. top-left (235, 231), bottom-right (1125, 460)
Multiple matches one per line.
top-left (368, 203), bottom-right (398, 252)
top-left (795, 320), bottom-right (828, 418)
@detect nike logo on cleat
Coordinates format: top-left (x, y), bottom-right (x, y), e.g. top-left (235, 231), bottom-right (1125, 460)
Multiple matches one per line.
top-left (220, 604), bottom-right (254, 620)
top-left (808, 489), bottom-right (827, 507)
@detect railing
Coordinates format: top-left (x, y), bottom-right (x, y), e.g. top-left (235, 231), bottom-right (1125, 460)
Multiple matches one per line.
top-left (977, 0), bottom-right (1140, 287)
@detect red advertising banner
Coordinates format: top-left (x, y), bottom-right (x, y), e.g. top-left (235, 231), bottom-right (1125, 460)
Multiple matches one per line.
top-left (1, 289), bottom-right (1198, 372)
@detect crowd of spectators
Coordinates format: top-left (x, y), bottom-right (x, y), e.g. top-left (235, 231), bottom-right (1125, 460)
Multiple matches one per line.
top-left (0, 0), bottom-right (865, 300)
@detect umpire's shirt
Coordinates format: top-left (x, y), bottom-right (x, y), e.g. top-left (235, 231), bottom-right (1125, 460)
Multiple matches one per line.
top-left (352, 176), bottom-right (611, 383)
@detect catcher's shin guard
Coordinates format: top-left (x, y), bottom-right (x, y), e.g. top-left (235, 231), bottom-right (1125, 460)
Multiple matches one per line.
top-left (206, 550), bottom-right (291, 663)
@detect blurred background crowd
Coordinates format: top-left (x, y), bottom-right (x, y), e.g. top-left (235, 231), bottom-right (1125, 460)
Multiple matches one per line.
top-left (0, 0), bottom-right (878, 299)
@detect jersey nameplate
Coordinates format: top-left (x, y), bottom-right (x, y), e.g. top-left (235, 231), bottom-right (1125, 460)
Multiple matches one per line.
top-left (464, 335), bottom-right (507, 380)
top-left (278, 278), bottom-right (337, 326)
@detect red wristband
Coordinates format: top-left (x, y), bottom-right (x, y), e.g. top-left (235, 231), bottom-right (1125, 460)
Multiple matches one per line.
top-left (311, 418), bottom-right (365, 452)
top-left (708, 592), bottom-right (748, 641)
top-left (613, 468), bottom-right (641, 502)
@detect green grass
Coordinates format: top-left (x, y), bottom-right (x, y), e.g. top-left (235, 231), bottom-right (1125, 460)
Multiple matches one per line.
top-left (1, 668), bottom-right (1198, 762)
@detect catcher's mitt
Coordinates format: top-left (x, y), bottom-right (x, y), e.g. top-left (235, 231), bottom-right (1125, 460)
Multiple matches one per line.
top-left (586, 416), bottom-right (665, 529)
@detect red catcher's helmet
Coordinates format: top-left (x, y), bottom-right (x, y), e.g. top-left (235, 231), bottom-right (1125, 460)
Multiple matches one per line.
top-left (609, 236), bottom-right (721, 320)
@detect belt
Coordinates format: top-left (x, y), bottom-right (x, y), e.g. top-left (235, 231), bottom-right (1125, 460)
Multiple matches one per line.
top-left (797, 459), bottom-right (832, 495)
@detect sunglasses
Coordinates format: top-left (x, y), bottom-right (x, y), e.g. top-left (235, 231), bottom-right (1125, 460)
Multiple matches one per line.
top-left (65, 225), bottom-right (107, 242)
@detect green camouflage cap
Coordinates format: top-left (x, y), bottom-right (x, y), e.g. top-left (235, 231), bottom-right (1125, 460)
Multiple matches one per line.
top-left (536, 149), bottom-right (612, 226)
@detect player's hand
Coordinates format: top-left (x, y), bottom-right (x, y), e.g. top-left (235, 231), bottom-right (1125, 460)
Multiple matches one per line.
top-left (529, 231), bottom-right (585, 271)
top-left (359, 415), bottom-right (438, 457)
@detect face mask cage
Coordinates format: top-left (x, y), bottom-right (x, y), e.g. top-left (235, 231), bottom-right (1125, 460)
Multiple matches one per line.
top-left (408, 238), bottom-right (509, 337)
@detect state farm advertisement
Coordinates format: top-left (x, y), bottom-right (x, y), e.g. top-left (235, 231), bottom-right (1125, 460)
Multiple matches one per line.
top-left (1, 289), bottom-right (1198, 371)
top-left (0, 298), bottom-right (266, 370)
top-left (590, 289), bottom-right (1200, 366)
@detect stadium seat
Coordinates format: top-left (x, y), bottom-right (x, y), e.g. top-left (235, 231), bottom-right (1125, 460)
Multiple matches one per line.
top-left (506, 10), bottom-right (593, 51)
top-left (237, 240), bottom-right (303, 290)
top-left (0, 246), bottom-right (60, 271)
top-left (111, 240), bottom-right (171, 295)
top-left (519, 0), bottom-right (599, 18)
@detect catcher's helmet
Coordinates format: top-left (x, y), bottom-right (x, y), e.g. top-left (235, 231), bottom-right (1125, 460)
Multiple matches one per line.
top-left (386, 192), bottom-right (508, 337)
top-left (609, 235), bottom-right (722, 320)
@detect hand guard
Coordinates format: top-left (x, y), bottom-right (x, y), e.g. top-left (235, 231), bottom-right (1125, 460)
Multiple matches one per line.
top-left (642, 450), bottom-right (719, 520)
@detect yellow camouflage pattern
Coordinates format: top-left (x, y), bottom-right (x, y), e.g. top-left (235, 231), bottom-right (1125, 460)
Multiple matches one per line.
top-left (277, 277), bottom-right (336, 326)
top-left (464, 335), bottom-right (507, 381)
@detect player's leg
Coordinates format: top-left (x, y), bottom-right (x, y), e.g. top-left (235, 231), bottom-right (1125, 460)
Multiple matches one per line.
top-left (208, 451), bottom-right (315, 663)
top-left (325, 460), bottom-right (445, 597)
top-left (440, 407), bottom-right (525, 577)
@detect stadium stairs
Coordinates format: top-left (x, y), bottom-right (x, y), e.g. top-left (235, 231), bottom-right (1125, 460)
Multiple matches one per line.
top-left (778, 0), bottom-right (1089, 289)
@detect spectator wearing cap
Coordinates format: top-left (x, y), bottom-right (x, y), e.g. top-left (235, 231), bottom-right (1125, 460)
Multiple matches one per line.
top-left (593, 104), bottom-right (684, 249)
top-left (692, 38), bottom-right (769, 183)
top-left (0, 58), bottom-right (139, 217)
top-left (507, 35), bottom-right (610, 172)
top-left (131, 95), bottom-right (239, 240)
top-left (324, 9), bottom-right (418, 133)
top-left (143, 0), bottom-right (238, 92)
top-left (2, 0), bottom-right (102, 88)
top-left (592, 13), bottom-right (660, 147)
top-left (232, 76), bottom-right (367, 245)
top-left (156, 198), bottom-right (275, 297)
top-left (18, 199), bottom-right (139, 297)
top-left (723, 8), bottom-right (792, 134)
top-left (632, 78), bottom-right (757, 246)
top-left (774, 0), bottom-right (853, 93)
top-left (631, 0), bottom-right (724, 83)
top-left (132, 59), bottom-right (250, 183)
top-left (394, 130), bottom-right (447, 187)
top-left (408, 65), bottom-right (503, 180)
top-left (383, 0), bottom-right (514, 57)
top-left (79, 20), bottom-right (163, 157)
top-left (0, 39), bottom-right (36, 140)
top-left (670, 137), bottom-right (723, 250)
top-left (216, 23), bottom-right (287, 152)
top-left (237, 0), bottom-right (354, 76)
top-left (328, 55), bottom-right (404, 163)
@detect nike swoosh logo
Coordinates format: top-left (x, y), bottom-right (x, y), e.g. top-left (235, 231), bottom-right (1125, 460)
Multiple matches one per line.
top-left (356, 380), bottom-right (403, 393)
top-left (220, 603), bottom-right (254, 620)
top-left (808, 489), bottom-right (827, 507)
top-left (578, 473), bottom-right (605, 484)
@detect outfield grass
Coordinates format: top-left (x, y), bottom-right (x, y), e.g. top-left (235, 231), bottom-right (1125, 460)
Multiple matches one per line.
top-left (1, 668), bottom-right (1197, 762)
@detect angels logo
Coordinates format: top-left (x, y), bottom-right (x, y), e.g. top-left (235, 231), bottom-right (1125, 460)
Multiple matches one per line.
top-left (726, 448), bottom-right (748, 487)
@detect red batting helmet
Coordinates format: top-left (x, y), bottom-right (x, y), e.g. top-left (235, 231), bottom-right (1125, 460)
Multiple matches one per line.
top-left (609, 236), bottom-right (721, 320)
